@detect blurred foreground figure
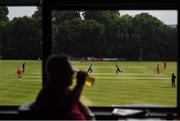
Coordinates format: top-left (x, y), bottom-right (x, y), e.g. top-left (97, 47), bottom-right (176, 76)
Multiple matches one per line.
top-left (31, 55), bottom-right (95, 120)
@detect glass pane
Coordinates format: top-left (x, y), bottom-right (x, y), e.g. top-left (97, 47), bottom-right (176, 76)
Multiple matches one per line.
top-left (51, 10), bottom-right (177, 106)
top-left (0, 6), bottom-right (42, 105)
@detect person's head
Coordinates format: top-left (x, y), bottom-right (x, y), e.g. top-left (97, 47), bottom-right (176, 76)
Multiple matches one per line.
top-left (172, 73), bottom-right (175, 76)
top-left (46, 55), bottom-right (74, 87)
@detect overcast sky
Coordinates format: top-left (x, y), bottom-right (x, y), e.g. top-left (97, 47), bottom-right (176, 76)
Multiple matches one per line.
top-left (7, 7), bottom-right (178, 25)
top-left (8, 7), bottom-right (37, 19)
top-left (119, 10), bottom-right (178, 25)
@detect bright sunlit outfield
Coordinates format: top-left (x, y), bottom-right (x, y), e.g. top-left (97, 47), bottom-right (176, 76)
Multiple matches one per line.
top-left (0, 60), bottom-right (177, 106)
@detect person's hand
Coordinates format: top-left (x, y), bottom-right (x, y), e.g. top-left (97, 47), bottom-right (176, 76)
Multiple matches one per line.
top-left (76, 71), bottom-right (88, 86)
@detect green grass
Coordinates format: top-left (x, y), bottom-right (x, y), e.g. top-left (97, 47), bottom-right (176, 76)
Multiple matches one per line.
top-left (0, 60), bottom-right (42, 105)
top-left (0, 60), bottom-right (177, 106)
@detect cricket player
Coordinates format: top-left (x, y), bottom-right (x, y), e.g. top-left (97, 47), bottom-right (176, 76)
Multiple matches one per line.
top-left (171, 73), bottom-right (176, 87)
top-left (87, 64), bottom-right (93, 73)
top-left (115, 65), bottom-right (123, 74)
top-left (164, 62), bottom-right (166, 69)
top-left (22, 62), bottom-right (26, 73)
top-left (156, 64), bottom-right (160, 74)
top-left (17, 67), bottom-right (23, 80)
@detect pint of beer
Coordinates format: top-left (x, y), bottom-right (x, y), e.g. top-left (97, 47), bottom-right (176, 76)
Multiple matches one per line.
top-left (84, 76), bottom-right (95, 87)
top-left (72, 72), bottom-right (95, 87)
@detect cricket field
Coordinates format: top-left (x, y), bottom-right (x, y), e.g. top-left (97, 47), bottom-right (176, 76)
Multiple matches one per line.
top-left (0, 60), bottom-right (177, 106)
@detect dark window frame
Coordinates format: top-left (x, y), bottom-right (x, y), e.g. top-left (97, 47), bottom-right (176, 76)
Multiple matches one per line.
top-left (0, 0), bottom-right (179, 119)
top-left (43, 0), bottom-right (180, 107)
top-left (43, 0), bottom-right (179, 116)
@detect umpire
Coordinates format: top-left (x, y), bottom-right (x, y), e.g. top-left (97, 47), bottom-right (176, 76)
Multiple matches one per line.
top-left (171, 73), bottom-right (176, 87)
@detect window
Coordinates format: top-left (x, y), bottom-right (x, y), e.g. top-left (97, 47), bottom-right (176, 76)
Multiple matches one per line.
top-left (51, 10), bottom-right (178, 107)
top-left (0, 6), bottom-right (42, 105)
top-left (0, 0), bottom-right (179, 119)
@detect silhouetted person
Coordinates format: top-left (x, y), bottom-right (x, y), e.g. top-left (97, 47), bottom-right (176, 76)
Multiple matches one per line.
top-left (164, 62), bottom-right (166, 69)
top-left (87, 64), bottom-right (93, 73)
top-left (115, 65), bottom-right (122, 74)
top-left (30, 55), bottom-right (95, 120)
top-left (22, 62), bottom-right (25, 73)
top-left (171, 73), bottom-right (176, 87)
top-left (156, 64), bottom-right (160, 74)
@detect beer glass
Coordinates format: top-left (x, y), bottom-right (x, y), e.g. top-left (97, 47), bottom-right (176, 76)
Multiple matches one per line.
top-left (72, 71), bottom-right (95, 87)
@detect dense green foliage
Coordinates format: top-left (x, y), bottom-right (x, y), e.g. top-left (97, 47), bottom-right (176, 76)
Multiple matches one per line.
top-left (0, 7), bottom-right (177, 60)
top-left (0, 6), bottom-right (9, 22)
top-left (1, 16), bottom-right (42, 59)
top-left (0, 7), bottom-right (42, 59)
top-left (0, 6), bottom-right (9, 59)
top-left (0, 60), bottom-right (177, 106)
top-left (53, 10), bottom-right (177, 60)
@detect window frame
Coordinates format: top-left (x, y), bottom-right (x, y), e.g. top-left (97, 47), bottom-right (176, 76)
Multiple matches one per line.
top-left (0, 0), bottom-right (179, 118)
top-left (43, 0), bottom-right (179, 113)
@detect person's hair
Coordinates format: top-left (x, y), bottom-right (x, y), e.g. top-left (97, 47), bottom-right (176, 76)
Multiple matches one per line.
top-left (46, 55), bottom-right (74, 86)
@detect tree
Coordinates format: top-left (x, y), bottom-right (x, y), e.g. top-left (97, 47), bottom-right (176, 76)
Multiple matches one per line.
top-left (0, 6), bottom-right (9, 58)
top-left (83, 10), bottom-right (120, 26)
top-left (132, 13), bottom-right (165, 60)
top-left (0, 6), bottom-right (9, 22)
top-left (52, 11), bottom-right (81, 25)
top-left (54, 18), bottom-right (104, 57)
top-left (32, 7), bottom-right (42, 29)
top-left (104, 16), bottom-right (133, 57)
top-left (158, 25), bottom-right (177, 60)
top-left (76, 19), bottom-right (105, 56)
top-left (2, 16), bottom-right (42, 59)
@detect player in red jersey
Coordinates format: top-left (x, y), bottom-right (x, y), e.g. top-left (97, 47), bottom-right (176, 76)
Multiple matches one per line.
top-left (17, 67), bottom-right (23, 80)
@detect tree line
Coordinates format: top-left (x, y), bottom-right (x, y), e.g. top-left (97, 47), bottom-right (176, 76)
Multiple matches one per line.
top-left (0, 6), bottom-right (42, 59)
top-left (0, 7), bottom-right (177, 60)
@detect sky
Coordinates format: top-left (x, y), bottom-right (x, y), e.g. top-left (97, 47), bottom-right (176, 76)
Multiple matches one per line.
top-left (119, 10), bottom-right (178, 25)
top-left (8, 7), bottom-right (37, 19)
top-left (7, 7), bottom-right (178, 25)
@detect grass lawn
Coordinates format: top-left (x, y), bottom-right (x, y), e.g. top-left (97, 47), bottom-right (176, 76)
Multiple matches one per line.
top-left (0, 60), bottom-right (177, 106)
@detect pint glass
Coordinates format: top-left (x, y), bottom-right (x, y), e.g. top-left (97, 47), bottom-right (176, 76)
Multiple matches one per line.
top-left (72, 72), bottom-right (95, 87)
